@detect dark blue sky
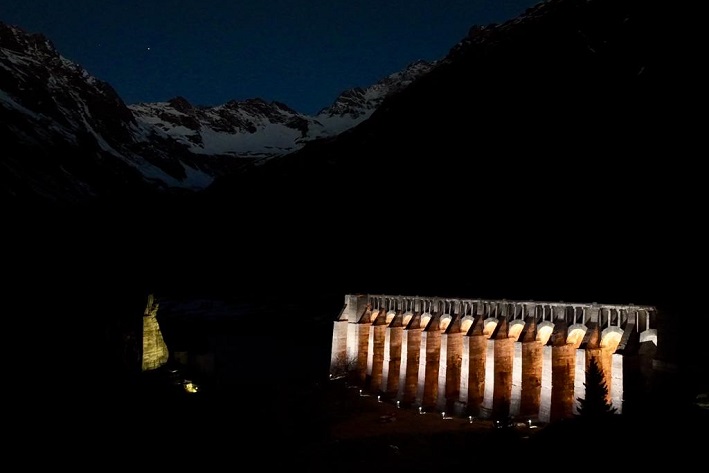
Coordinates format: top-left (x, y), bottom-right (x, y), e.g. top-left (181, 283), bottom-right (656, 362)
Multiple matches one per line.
top-left (1, 0), bottom-right (542, 115)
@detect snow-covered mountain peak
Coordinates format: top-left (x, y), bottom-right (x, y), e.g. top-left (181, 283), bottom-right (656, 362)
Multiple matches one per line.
top-left (1, 20), bottom-right (438, 201)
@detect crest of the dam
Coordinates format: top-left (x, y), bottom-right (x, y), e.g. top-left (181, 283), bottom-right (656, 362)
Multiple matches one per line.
top-left (330, 294), bottom-right (659, 423)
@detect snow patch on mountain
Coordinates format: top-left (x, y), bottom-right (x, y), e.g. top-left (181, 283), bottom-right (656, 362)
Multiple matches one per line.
top-left (128, 59), bottom-right (437, 162)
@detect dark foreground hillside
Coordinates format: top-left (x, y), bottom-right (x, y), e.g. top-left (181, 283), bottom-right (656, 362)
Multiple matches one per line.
top-left (8, 274), bottom-right (706, 470)
top-left (27, 356), bottom-right (708, 471)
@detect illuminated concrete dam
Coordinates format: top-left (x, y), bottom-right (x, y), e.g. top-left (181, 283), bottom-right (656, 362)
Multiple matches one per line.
top-left (330, 294), bottom-right (658, 423)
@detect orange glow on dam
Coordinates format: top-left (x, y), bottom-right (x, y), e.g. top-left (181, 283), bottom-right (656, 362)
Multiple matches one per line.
top-left (330, 294), bottom-right (658, 423)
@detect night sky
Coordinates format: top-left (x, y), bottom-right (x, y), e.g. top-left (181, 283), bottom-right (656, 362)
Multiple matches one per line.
top-left (1, 0), bottom-right (541, 114)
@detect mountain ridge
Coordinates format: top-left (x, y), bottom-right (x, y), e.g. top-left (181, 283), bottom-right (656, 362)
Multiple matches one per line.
top-left (3, 0), bottom-right (701, 311)
top-left (1, 20), bottom-right (435, 205)
top-left (194, 0), bottom-right (697, 309)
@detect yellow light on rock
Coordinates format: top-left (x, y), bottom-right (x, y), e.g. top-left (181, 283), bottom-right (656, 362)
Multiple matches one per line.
top-left (183, 381), bottom-right (199, 394)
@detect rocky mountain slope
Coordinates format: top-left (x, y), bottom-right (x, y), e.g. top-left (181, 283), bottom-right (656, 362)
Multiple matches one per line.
top-left (5, 0), bottom-right (701, 311)
top-left (197, 0), bottom-right (699, 306)
top-left (1, 20), bottom-right (433, 204)
top-left (128, 60), bottom-right (434, 163)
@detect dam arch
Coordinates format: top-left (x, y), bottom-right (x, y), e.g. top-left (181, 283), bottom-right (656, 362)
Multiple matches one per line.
top-left (331, 294), bottom-right (658, 422)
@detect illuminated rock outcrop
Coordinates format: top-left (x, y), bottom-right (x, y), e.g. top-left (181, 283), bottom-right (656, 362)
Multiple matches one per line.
top-left (141, 294), bottom-right (169, 372)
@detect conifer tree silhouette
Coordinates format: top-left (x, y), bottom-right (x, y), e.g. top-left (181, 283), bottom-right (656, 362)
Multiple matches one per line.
top-left (576, 356), bottom-right (618, 419)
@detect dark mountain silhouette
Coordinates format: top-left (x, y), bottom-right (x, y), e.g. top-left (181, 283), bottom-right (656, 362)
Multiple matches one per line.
top-left (193, 0), bottom-right (698, 307)
top-left (5, 0), bottom-right (700, 309)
